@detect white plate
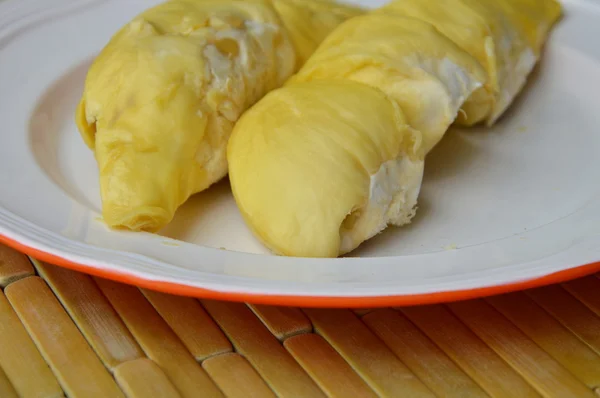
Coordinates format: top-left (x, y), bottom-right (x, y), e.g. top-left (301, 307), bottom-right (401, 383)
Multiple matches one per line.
top-left (0, 0), bottom-right (599, 307)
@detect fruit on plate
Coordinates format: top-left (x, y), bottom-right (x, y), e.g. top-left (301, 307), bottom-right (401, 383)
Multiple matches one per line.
top-left (379, 0), bottom-right (563, 126)
top-left (229, 79), bottom-right (429, 258)
top-left (75, 0), bottom-right (361, 232)
top-left (228, 0), bottom-right (562, 258)
top-left (289, 15), bottom-right (488, 156)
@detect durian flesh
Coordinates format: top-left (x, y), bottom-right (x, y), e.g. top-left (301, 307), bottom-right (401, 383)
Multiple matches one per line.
top-left (379, 0), bottom-right (562, 126)
top-left (289, 14), bottom-right (488, 155)
top-left (228, 0), bottom-right (561, 258)
top-left (229, 80), bottom-right (424, 258)
top-left (75, 0), bottom-right (361, 232)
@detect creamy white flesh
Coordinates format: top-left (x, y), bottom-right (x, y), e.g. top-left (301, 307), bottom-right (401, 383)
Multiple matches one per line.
top-left (491, 47), bottom-right (536, 123)
top-left (340, 156), bottom-right (424, 255)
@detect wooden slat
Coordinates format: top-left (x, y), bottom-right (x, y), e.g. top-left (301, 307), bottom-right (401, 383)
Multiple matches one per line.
top-left (448, 300), bottom-right (596, 398)
top-left (248, 304), bottom-right (312, 341)
top-left (363, 309), bottom-right (489, 398)
top-left (303, 308), bottom-right (435, 397)
top-left (527, 286), bottom-right (600, 355)
top-left (142, 289), bottom-right (232, 361)
top-left (34, 261), bottom-right (144, 370)
top-left (203, 353), bottom-right (276, 398)
top-left (0, 245), bottom-right (34, 287)
top-left (563, 277), bottom-right (600, 317)
top-left (201, 300), bottom-right (325, 398)
top-left (401, 305), bottom-right (540, 398)
top-left (285, 333), bottom-right (378, 398)
top-left (5, 277), bottom-right (124, 398)
top-left (353, 309), bottom-right (375, 317)
top-left (0, 367), bottom-right (17, 398)
top-left (94, 278), bottom-right (223, 398)
top-left (0, 289), bottom-right (63, 398)
top-left (487, 292), bottom-right (600, 388)
top-left (115, 358), bottom-right (181, 398)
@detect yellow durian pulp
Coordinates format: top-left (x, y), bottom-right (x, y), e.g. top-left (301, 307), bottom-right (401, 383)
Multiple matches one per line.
top-left (289, 14), bottom-right (488, 155)
top-left (270, 0), bottom-right (367, 70)
top-left (380, 0), bottom-right (562, 126)
top-left (228, 1), bottom-right (561, 258)
top-left (75, 0), bottom-right (362, 232)
top-left (229, 80), bottom-right (424, 258)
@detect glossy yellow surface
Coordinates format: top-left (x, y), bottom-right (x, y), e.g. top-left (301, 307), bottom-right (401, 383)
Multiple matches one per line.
top-left (290, 14), bottom-right (488, 155)
top-left (229, 80), bottom-right (423, 258)
top-left (75, 0), bottom-right (361, 232)
top-left (229, 0), bottom-right (561, 258)
top-left (381, 0), bottom-right (562, 126)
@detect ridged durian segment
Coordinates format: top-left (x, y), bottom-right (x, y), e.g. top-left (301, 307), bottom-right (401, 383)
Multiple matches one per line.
top-left (229, 1), bottom-right (561, 258)
top-left (290, 14), bottom-right (487, 155)
top-left (228, 80), bottom-right (423, 258)
top-left (271, 0), bottom-right (363, 70)
top-left (75, 0), bottom-right (361, 232)
top-left (379, 0), bottom-right (562, 126)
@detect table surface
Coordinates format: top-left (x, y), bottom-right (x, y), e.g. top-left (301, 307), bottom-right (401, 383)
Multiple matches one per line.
top-left (0, 243), bottom-right (598, 398)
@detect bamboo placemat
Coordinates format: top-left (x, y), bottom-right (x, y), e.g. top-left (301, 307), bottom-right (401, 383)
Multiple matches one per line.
top-left (0, 243), bottom-right (599, 398)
